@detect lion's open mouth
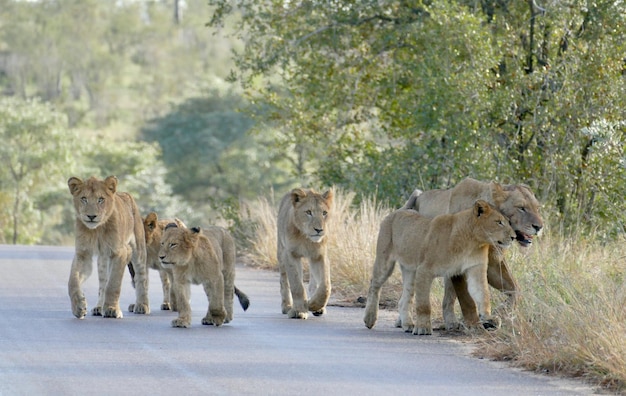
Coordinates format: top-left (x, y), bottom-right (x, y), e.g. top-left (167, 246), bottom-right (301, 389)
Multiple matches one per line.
top-left (515, 231), bottom-right (534, 247)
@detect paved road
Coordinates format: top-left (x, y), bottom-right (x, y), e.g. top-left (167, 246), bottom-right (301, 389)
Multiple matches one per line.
top-left (0, 245), bottom-right (597, 396)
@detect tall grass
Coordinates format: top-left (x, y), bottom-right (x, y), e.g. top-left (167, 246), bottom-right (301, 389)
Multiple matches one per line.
top-left (479, 233), bottom-right (626, 393)
top-left (240, 190), bottom-right (625, 392)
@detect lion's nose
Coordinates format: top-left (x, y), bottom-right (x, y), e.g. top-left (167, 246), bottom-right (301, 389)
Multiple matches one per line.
top-left (159, 255), bottom-right (165, 260)
top-left (533, 224), bottom-right (542, 233)
top-left (314, 228), bottom-right (323, 234)
top-left (87, 215), bottom-right (96, 221)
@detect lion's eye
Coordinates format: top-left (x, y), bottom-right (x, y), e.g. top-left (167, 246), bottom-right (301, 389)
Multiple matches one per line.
top-left (518, 207), bottom-right (526, 213)
top-left (80, 197), bottom-right (87, 204)
top-left (305, 210), bottom-right (312, 216)
top-left (497, 220), bottom-right (504, 226)
top-left (97, 197), bottom-right (105, 204)
top-left (322, 211), bottom-right (328, 217)
top-left (169, 243), bottom-right (177, 249)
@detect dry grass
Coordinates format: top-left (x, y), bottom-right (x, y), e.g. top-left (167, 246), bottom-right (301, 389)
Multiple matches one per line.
top-left (240, 191), bottom-right (625, 393)
top-left (478, 233), bottom-right (626, 393)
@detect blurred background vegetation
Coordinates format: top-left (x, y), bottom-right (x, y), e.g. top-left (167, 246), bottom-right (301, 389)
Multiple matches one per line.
top-left (0, 0), bottom-right (624, 245)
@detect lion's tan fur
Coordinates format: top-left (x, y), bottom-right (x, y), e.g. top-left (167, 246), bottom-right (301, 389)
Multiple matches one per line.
top-left (277, 188), bottom-right (333, 319)
top-left (401, 177), bottom-right (543, 328)
top-left (67, 175), bottom-right (149, 319)
top-left (141, 212), bottom-right (186, 311)
top-left (364, 200), bottom-right (516, 335)
top-left (158, 223), bottom-right (248, 328)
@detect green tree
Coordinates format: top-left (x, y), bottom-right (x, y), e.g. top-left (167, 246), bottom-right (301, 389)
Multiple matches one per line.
top-left (142, 88), bottom-right (291, 203)
top-left (208, 0), bottom-right (626, 232)
top-left (0, 97), bottom-right (75, 244)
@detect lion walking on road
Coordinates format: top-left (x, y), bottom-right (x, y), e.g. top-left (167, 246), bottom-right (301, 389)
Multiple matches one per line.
top-left (67, 175), bottom-right (150, 319)
top-left (277, 188), bottom-right (333, 319)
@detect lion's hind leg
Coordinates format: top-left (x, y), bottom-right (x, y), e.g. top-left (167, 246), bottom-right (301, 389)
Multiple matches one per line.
top-left (201, 277), bottom-right (227, 327)
top-left (363, 254), bottom-right (396, 329)
top-left (158, 268), bottom-right (172, 311)
top-left (397, 263), bottom-right (416, 332)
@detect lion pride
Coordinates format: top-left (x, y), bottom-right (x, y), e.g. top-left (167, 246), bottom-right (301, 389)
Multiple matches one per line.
top-left (364, 200), bottom-right (516, 335)
top-left (67, 175), bottom-right (149, 319)
top-left (277, 188), bottom-right (333, 319)
top-left (401, 177), bottom-right (543, 329)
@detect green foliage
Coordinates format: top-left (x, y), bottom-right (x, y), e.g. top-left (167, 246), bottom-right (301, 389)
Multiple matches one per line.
top-left (142, 88), bottom-right (292, 203)
top-left (208, 0), bottom-right (626, 234)
top-left (0, 97), bottom-right (75, 244)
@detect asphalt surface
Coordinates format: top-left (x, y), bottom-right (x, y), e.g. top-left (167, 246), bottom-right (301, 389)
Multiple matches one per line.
top-left (0, 245), bottom-right (598, 396)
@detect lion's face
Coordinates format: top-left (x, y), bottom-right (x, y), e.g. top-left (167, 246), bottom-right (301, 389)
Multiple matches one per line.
top-left (158, 224), bottom-right (199, 269)
top-left (495, 185), bottom-right (544, 247)
top-left (290, 189), bottom-right (333, 243)
top-left (68, 176), bottom-right (118, 230)
top-left (143, 212), bottom-right (162, 248)
top-left (473, 200), bottom-right (517, 249)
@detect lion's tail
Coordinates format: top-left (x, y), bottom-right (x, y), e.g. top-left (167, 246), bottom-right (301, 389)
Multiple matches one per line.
top-left (400, 189), bottom-right (423, 211)
top-left (127, 262), bottom-right (136, 288)
top-left (234, 286), bottom-right (250, 311)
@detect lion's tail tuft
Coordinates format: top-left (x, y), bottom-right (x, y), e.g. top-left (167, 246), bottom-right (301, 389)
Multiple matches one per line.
top-left (234, 286), bottom-right (250, 311)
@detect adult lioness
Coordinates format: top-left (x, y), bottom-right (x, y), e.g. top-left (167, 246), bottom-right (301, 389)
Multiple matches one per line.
top-left (401, 177), bottom-right (543, 329)
top-left (158, 223), bottom-right (250, 328)
top-left (67, 176), bottom-right (150, 319)
top-left (277, 188), bottom-right (333, 319)
top-left (363, 200), bottom-right (516, 335)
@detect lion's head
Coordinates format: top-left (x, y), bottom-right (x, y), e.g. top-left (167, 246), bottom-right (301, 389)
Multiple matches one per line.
top-left (68, 176), bottom-right (118, 230)
top-left (158, 223), bottom-right (201, 269)
top-left (492, 184), bottom-right (544, 247)
top-left (289, 188), bottom-right (333, 243)
top-left (471, 200), bottom-right (516, 250)
top-left (143, 212), bottom-right (163, 247)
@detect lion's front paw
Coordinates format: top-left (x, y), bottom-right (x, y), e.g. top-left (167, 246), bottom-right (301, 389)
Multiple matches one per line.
top-left (363, 311), bottom-right (377, 329)
top-left (288, 308), bottom-right (308, 319)
top-left (413, 326), bottom-right (433, 335)
top-left (201, 316), bottom-right (224, 327)
top-left (103, 306), bottom-right (123, 318)
top-left (91, 306), bottom-right (102, 317)
top-left (445, 320), bottom-right (462, 331)
top-left (480, 315), bottom-right (501, 330)
top-left (171, 318), bottom-right (191, 328)
top-left (281, 303), bottom-right (292, 315)
top-left (72, 298), bottom-right (88, 319)
top-left (311, 307), bottom-right (326, 316)
top-left (394, 316), bottom-right (402, 328)
top-left (161, 302), bottom-right (172, 311)
top-left (131, 303), bottom-right (150, 315)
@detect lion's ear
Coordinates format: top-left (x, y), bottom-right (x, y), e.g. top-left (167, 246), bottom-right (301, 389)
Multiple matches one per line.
top-left (184, 228), bottom-right (201, 247)
top-left (322, 189), bottom-right (334, 206)
top-left (104, 176), bottom-right (118, 194)
top-left (68, 177), bottom-right (83, 196)
top-left (174, 218), bottom-right (187, 228)
top-left (474, 200), bottom-right (491, 217)
top-left (491, 181), bottom-right (507, 204)
top-left (290, 188), bottom-right (307, 205)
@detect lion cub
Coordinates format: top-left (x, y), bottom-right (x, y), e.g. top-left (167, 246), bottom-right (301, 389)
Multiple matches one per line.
top-left (127, 213), bottom-right (186, 311)
top-left (158, 223), bottom-right (250, 328)
top-left (277, 188), bottom-right (333, 319)
top-left (363, 200), bottom-right (515, 335)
